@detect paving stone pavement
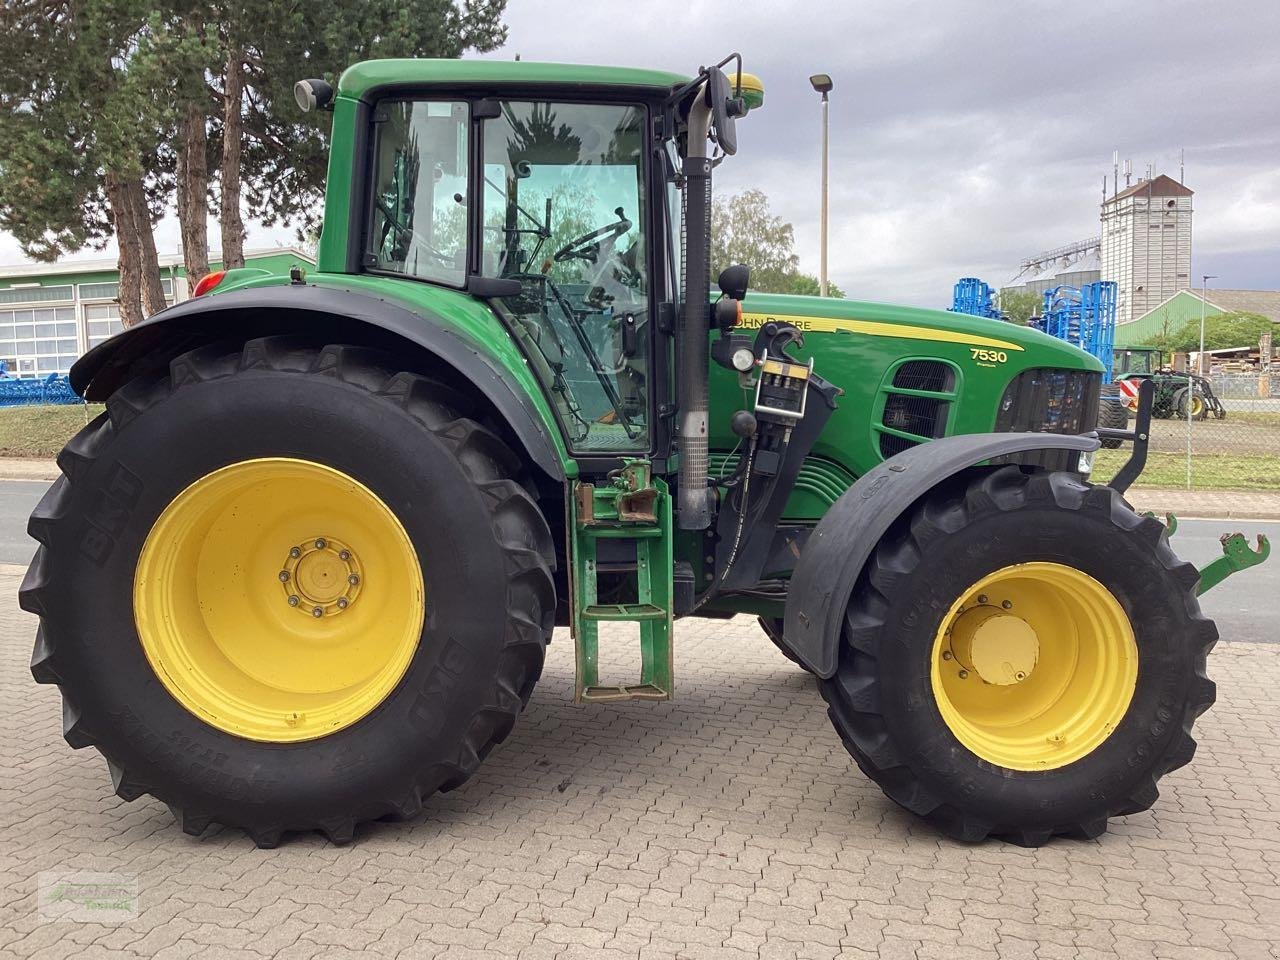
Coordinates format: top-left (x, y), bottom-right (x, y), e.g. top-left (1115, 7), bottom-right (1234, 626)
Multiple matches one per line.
top-left (3, 564), bottom-right (1279, 960)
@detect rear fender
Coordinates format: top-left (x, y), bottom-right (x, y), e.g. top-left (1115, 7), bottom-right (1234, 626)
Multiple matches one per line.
top-left (70, 284), bottom-right (567, 481)
top-left (781, 432), bottom-right (1100, 677)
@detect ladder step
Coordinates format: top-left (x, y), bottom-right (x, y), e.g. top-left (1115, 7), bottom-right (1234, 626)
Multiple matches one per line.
top-left (582, 603), bottom-right (667, 622)
top-left (580, 683), bottom-right (670, 703)
top-left (579, 524), bottom-right (664, 539)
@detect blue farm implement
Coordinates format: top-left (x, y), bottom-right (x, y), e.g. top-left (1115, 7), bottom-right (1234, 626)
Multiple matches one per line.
top-left (1030, 282), bottom-right (1117, 382)
top-left (949, 277), bottom-right (1003, 320)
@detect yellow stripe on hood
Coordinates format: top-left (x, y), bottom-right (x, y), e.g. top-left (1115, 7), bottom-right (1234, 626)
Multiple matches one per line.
top-left (740, 313), bottom-right (1025, 352)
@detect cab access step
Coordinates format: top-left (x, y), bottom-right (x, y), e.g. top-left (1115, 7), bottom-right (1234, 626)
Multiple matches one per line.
top-left (570, 460), bottom-right (674, 702)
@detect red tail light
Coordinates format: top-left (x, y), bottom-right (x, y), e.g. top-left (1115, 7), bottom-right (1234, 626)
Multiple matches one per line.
top-left (192, 270), bottom-right (227, 297)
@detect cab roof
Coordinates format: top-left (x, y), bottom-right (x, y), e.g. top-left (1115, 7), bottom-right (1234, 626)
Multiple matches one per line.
top-left (338, 59), bottom-right (691, 100)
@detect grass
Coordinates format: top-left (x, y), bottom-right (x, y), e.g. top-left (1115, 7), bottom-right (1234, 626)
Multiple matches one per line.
top-left (0, 403), bottom-right (1275, 492)
top-left (0, 404), bottom-right (103, 459)
top-left (1093, 449), bottom-right (1280, 491)
top-left (1218, 410), bottom-right (1280, 427)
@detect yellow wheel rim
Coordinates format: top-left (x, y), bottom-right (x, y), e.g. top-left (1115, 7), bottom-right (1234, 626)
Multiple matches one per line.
top-left (1190, 395), bottom-right (1204, 416)
top-left (930, 562), bottom-right (1137, 771)
top-left (134, 458), bottom-right (424, 742)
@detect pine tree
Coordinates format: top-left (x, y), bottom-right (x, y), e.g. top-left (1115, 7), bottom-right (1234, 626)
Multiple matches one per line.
top-left (0, 1), bottom-right (171, 325)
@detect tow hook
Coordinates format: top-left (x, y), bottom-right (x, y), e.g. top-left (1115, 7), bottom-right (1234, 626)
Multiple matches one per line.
top-left (1197, 533), bottom-right (1270, 595)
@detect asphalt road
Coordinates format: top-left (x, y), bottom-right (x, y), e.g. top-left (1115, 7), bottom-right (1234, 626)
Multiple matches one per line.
top-left (1, 478), bottom-right (1273, 642)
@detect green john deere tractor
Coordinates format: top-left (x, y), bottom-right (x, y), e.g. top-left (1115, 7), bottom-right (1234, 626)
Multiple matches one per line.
top-left (1113, 346), bottom-right (1227, 420)
top-left (25, 56), bottom-right (1268, 848)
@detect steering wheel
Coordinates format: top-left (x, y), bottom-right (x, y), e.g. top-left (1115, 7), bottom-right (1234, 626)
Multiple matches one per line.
top-left (553, 207), bottom-right (632, 263)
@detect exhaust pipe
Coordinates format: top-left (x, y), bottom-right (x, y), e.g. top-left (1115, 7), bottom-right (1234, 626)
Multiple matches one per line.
top-left (677, 90), bottom-right (715, 529)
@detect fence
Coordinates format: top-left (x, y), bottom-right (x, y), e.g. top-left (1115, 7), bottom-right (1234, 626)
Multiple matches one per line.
top-left (0, 374), bottom-right (82, 407)
top-left (1097, 373), bottom-right (1280, 492)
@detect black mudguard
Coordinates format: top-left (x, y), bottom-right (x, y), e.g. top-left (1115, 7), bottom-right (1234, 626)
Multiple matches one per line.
top-left (781, 431), bottom-right (1100, 677)
top-left (70, 283), bottom-right (564, 481)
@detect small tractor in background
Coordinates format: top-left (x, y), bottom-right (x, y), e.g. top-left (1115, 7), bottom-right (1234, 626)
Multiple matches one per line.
top-left (1113, 346), bottom-right (1228, 421)
top-left (26, 56), bottom-right (1267, 849)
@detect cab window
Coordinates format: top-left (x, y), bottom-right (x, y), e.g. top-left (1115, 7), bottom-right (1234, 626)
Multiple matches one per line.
top-left (366, 100), bottom-right (469, 286)
top-left (480, 101), bottom-right (650, 452)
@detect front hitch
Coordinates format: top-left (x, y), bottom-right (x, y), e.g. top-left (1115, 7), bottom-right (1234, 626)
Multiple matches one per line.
top-left (1198, 533), bottom-right (1270, 595)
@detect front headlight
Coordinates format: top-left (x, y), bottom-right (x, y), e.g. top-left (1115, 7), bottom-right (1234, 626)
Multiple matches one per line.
top-left (1078, 450), bottom-right (1094, 475)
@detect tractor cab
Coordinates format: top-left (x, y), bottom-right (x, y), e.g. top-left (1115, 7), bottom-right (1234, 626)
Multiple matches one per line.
top-left (353, 60), bottom-right (762, 459)
top-left (1113, 346), bottom-right (1161, 377)
top-left (366, 96), bottom-right (656, 448)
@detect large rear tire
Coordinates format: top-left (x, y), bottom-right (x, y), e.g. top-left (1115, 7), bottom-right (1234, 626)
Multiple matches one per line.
top-left (23, 338), bottom-right (555, 846)
top-left (821, 467), bottom-right (1216, 845)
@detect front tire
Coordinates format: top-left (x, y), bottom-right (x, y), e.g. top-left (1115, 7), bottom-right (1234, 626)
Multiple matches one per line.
top-left (821, 467), bottom-right (1216, 845)
top-left (23, 338), bottom-right (556, 846)
top-left (1175, 387), bottom-right (1209, 421)
top-left (1097, 396), bottom-right (1129, 447)
top-left (758, 616), bottom-right (808, 670)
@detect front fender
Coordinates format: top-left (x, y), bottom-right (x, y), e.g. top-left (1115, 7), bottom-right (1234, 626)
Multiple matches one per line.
top-left (71, 283), bottom-right (569, 481)
top-left (781, 431), bottom-right (1100, 677)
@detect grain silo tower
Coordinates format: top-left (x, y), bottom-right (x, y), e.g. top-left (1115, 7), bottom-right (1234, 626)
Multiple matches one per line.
top-left (1100, 171), bottom-right (1193, 326)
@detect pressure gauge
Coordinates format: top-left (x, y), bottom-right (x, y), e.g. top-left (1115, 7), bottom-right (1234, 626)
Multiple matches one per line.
top-left (731, 348), bottom-right (756, 372)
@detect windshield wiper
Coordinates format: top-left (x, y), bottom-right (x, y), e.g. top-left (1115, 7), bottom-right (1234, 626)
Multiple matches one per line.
top-left (542, 278), bottom-right (639, 440)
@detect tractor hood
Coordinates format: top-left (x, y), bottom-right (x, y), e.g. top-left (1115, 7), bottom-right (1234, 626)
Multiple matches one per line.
top-left (706, 291), bottom-right (1105, 486)
top-left (736, 291), bottom-right (1104, 374)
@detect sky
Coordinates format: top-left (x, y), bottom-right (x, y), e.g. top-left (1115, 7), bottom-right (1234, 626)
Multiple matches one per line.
top-left (3, 0), bottom-right (1277, 308)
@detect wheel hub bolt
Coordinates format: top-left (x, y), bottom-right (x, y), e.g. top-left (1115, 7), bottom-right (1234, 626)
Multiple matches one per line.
top-left (977, 595), bottom-right (988, 605)
top-left (958, 669), bottom-right (969, 679)
top-left (1002, 600), bottom-right (1012, 610)
top-left (348, 574), bottom-right (359, 586)
top-left (289, 547), bottom-right (301, 559)
top-left (339, 550), bottom-right (351, 561)
top-left (278, 570), bottom-right (290, 582)
top-left (315, 538), bottom-right (326, 550)
top-left (337, 598), bottom-right (348, 610)
top-left (288, 595), bottom-right (300, 607)
top-left (312, 607), bottom-right (323, 618)
top-left (942, 650), bottom-right (953, 661)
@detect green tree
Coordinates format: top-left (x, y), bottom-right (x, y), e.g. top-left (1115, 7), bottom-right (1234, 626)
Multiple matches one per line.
top-left (784, 272), bottom-right (846, 298)
top-left (0, 1), bottom-right (172, 325)
top-left (1144, 312), bottom-right (1274, 354)
top-left (998, 288), bottom-right (1042, 325)
top-left (711, 189), bottom-right (844, 298)
top-left (1, 1), bottom-right (509, 322)
top-left (234, 0), bottom-right (509, 255)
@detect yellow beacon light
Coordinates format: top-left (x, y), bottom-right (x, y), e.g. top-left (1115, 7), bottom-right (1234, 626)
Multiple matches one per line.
top-left (733, 72), bottom-right (765, 111)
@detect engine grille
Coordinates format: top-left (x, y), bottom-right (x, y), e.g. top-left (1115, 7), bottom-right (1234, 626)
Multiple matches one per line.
top-left (879, 395), bottom-right (949, 458)
top-left (993, 368), bottom-right (1101, 470)
top-left (877, 360), bottom-right (955, 460)
top-left (892, 360), bottom-right (955, 393)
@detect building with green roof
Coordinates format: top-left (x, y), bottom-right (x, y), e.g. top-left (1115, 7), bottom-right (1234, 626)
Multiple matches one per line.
top-left (1114, 287), bottom-right (1280, 346)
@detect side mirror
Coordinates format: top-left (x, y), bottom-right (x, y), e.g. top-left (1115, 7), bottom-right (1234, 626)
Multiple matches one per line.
top-left (704, 66), bottom-right (738, 156)
top-left (718, 264), bottom-right (750, 301)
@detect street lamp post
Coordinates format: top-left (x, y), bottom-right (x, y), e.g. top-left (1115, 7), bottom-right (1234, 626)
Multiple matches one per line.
top-left (1198, 274), bottom-right (1217, 376)
top-left (1186, 274), bottom-right (1217, 489)
top-left (809, 74), bottom-right (833, 297)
